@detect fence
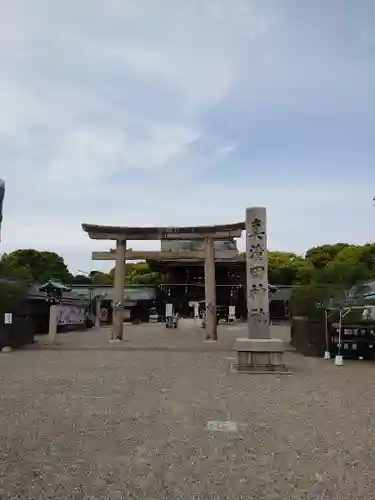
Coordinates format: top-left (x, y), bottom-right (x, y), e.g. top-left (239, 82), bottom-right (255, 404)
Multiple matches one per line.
top-left (0, 278), bottom-right (35, 349)
top-left (289, 284), bottom-right (347, 357)
top-left (0, 318), bottom-right (35, 350)
top-left (291, 318), bottom-right (326, 357)
top-left (289, 284), bottom-right (350, 320)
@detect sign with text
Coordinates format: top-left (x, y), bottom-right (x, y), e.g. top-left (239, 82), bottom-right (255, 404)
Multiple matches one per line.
top-left (56, 306), bottom-right (85, 326)
top-left (4, 313), bottom-right (12, 324)
top-left (206, 421), bottom-right (237, 432)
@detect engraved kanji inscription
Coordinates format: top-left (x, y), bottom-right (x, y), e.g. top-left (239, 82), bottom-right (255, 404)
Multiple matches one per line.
top-left (248, 283), bottom-right (267, 300)
top-left (248, 233), bottom-right (264, 242)
top-left (251, 218), bottom-right (262, 232)
top-left (250, 307), bottom-right (269, 325)
top-left (248, 244), bottom-right (264, 260)
top-left (249, 218), bottom-right (265, 239)
top-left (249, 265), bottom-right (265, 278)
top-left (250, 307), bottom-right (267, 317)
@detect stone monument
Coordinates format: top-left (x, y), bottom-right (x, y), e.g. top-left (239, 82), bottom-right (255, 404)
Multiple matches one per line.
top-left (235, 207), bottom-right (287, 372)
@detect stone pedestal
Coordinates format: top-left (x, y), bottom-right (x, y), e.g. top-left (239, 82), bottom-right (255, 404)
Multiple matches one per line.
top-left (235, 338), bottom-right (288, 373)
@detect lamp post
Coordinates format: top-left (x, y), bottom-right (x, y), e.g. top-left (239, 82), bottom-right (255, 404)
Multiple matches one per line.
top-left (39, 280), bottom-right (71, 344)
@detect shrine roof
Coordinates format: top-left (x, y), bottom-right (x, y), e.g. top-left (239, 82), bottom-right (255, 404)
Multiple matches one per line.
top-left (147, 256), bottom-right (246, 268)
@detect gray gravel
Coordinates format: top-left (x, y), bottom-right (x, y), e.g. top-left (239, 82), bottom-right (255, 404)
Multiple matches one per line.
top-left (1, 323), bottom-right (375, 499)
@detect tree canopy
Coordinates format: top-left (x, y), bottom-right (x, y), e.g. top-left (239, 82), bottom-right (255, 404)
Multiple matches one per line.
top-left (1, 242), bottom-right (375, 290)
top-left (0, 249), bottom-right (72, 283)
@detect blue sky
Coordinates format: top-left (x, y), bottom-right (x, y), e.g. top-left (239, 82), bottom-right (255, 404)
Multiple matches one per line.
top-left (1, 0), bottom-right (375, 272)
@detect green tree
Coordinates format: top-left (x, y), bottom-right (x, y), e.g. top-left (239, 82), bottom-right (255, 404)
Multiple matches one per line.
top-left (321, 245), bottom-right (372, 287)
top-left (324, 260), bottom-right (369, 287)
top-left (90, 270), bottom-right (113, 285)
top-left (268, 251), bottom-right (313, 285)
top-left (0, 278), bottom-right (29, 316)
top-left (125, 262), bottom-right (161, 285)
top-left (305, 243), bottom-right (351, 268)
top-left (0, 250), bottom-right (72, 283)
top-left (0, 253), bottom-right (33, 280)
top-left (71, 274), bottom-right (92, 285)
top-left (294, 259), bottom-right (315, 285)
top-left (355, 243), bottom-right (375, 274)
top-left (5, 239), bottom-right (375, 292)
top-left (106, 262), bottom-right (162, 285)
top-left (290, 283), bottom-right (345, 319)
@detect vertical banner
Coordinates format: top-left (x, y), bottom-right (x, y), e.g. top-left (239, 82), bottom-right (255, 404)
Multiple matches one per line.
top-left (0, 179), bottom-right (4, 242)
top-left (228, 305), bottom-right (236, 322)
top-left (193, 302), bottom-right (199, 319)
top-left (165, 303), bottom-right (173, 318)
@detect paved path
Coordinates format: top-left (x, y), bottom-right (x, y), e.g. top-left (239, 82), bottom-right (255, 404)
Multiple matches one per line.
top-left (1, 324), bottom-right (375, 499)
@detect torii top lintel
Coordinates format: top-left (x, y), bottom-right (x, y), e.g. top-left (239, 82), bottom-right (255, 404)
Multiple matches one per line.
top-left (81, 222), bottom-right (245, 241)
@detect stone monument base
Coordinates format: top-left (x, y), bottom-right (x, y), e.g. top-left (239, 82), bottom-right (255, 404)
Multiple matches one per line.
top-left (234, 338), bottom-right (289, 374)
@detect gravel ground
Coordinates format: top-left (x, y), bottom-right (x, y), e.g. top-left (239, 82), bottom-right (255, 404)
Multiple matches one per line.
top-left (1, 324), bottom-right (375, 499)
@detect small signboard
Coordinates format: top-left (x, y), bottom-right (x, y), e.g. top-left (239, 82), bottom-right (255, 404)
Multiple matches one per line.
top-left (114, 300), bottom-right (124, 310)
top-left (165, 303), bottom-right (173, 318)
top-left (4, 313), bottom-right (12, 324)
top-left (194, 302), bottom-right (199, 319)
top-left (229, 306), bottom-right (236, 318)
top-left (206, 421), bottom-right (237, 432)
top-left (123, 300), bottom-right (136, 307)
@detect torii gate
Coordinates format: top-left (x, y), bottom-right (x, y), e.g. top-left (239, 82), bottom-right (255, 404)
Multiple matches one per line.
top-left (81, 222), bottom-right (245, 342)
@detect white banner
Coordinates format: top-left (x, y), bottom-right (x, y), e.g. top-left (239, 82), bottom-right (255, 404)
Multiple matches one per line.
top-left (57, 305), bottom-right (86, 326)
top-left (194, 302), bottom-right (199, 318)
top-left (165, 303), bottom-right (173, 317)
top-left (228, 305), bottom-right (236, 322)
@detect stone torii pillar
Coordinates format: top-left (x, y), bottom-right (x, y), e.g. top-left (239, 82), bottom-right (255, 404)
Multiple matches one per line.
top-left (95, 295), bottom-right (101, 329)
top-left (235, 207), bottom-right (287, 372)
top-left (204, 236), bottom-right (217, 341)
top-left (112, 239), bottom-right (126, 341)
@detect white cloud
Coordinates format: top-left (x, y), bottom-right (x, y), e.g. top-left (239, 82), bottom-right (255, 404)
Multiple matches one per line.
top-left (44, 122), bottom-right (200, 187)
top-left (0, 0), bottom-right (374, 273)
top-left (216, 143), bottom-right (237, 157)
top-left (2, 179), bottom-right (374, 273)
top-left (0, 81), bottom-right (45, 137)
